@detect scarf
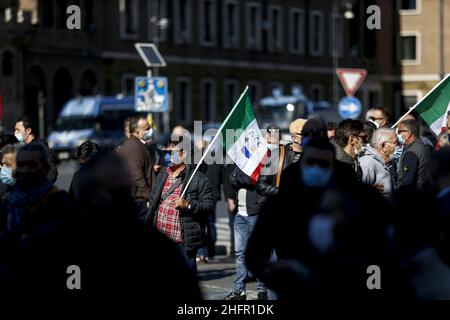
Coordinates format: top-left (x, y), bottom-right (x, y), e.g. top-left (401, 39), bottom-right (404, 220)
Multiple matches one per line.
top-left (5, 179), bottom-right (55, 233)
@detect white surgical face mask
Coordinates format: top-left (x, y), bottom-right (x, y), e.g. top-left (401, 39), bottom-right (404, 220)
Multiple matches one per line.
top-left (15, 133), bottom-right (24, 143)
top-left (397, 133), bottom-right (405, 145)
top-left (0, 167), bottom-right (15, 186)
top-left (308, 214), bottom-right (336, 254)
top-left (142, 128), bottom-right (153, 142)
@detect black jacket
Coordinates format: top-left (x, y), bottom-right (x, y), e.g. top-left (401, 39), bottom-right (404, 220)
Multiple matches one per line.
top-left (245, 160), bottom-right (397, 300)
top-left (147, 165), bottom-right (215, 251)
top-left (230, 167), bottom-right (268, 216)
top-left (331, 139), bottom-right (362, 181)
top-left (33, 139), bottom-right (58, 183)
top-left (397, 138), bottom-right (431, 191)
top-left (256, 145), bottom-right (298, 197)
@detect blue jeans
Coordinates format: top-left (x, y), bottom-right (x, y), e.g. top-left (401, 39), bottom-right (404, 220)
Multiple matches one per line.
top-left (232, 214), bottom-right (266, 293)
top-left (198, 212), bottom-right (217, 258)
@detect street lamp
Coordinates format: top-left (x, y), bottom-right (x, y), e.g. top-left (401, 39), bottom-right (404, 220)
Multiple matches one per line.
top-left (343, 1), bottom-right (354, 19)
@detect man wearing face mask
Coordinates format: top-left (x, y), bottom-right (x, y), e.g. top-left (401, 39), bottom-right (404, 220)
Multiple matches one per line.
top-left (359, 128), bottom-right (399, 197)
top-left (255, 125), bottom-right (298, 197)
top-left (1, 143), bottom-right (74, 237)
top-left (245, 138), bottom-right (362, 300)
top-left (118, 115), bottom-right (156, 222)
top-left (367, 107), bottom-right (392, 129)
top-left (285, 119), bottom-right (307, 164)
top-left (331, 119), bottom-right (365, 181)
top-left (396, 119), bottom-right (431, 191)
top-left (146, 141), bottom-right (214, 275)
top-left (0, 144), bottom-right (18, 192)
top-left (14, 117), bottom-right (58, 183)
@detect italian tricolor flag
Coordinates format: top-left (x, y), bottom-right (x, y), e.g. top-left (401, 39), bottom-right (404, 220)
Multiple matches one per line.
top-left (413, 73), bottom-right (450, 135)
top-left (221, 87), bottom-right (268, 183)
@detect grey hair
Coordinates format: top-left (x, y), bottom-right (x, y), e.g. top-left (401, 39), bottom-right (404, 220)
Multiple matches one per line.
top-left (370, 128), bottom-right (396, 148)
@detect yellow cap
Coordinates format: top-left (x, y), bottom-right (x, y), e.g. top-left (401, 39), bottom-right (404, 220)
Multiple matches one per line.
top-left (289, 118), bottom-right (307, 134)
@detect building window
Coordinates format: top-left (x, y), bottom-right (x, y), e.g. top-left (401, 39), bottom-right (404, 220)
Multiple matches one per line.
top-left (148, 0), bottom-right (167, 42)
top-left (311, 84), bottom-right (325, 101)
top-left (289, 9), bottom-right (305, 55)
top-left (1, 51), bottom-right (13, 77)
top-left (174, 0), bottom-right (192, 44)
top-left (39, 0), bottom-right (53, 28)
top-left (246, 3), bottom-right (262, 51)
top-left (201, 79), bottom-right (217, 121)
top-left (400, 32), bottom-right (420, 64)
top-left (55, 0), bottom-right (69, 29)
top-left (200, 0), bottom-right (217, 47)
top-left (309, 10), bottom-right (324, 56)
top-left (248, 80), bottom-right (262, 103)
top-left (119, 0), bottom-right (139, 39)
top-left (175, 78), bottom-right (192, 123)
top-left (223, 0), bottom-right (239, 49)
top-left (224, 80), bottom-right (240, 112)
top-left (121, 73), bottom-right (137, 96)
top-left (402, 90), bottom-right (422, 111)
top-left (84, 0), bottom-right (94, 32)
top-left (400, 0), bottom-right (421, 13)
top-left (330, 14), bottom-right (343, 57)
top-left (268, 6), bottom-right (283, 52)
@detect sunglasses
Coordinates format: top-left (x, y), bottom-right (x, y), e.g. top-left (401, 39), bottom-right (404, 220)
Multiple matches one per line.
top-left (305, 158), bottom-right (332, 168)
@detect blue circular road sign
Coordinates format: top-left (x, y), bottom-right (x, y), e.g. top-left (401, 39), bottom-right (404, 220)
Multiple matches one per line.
top-left (338, 96), bottom-right (362, 119)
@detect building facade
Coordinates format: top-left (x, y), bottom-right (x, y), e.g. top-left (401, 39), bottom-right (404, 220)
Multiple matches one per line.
top-left (0, 0), bottom-right (401, 134)
top-left (399, 0), bottom-right (450, 115)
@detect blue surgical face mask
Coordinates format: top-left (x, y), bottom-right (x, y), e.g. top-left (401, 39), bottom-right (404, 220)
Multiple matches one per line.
top-left (1, 167), bottom-right (16, 186)
top-left (390, 145), bottom-right (403, 161)
top-left (301, 166), bottom-right (332, 187)
top-left (15, 133), bottom-right (24, 143)
top-left (164, 152), bottom-right (172, 166)
top-left (171, 151), bottom-right (183, 165)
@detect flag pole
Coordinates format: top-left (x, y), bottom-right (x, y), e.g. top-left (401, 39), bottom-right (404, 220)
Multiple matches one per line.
top-left (392, 73), bottom-right (450, 128)
top-left (180, 86), bottom-right (249, 198)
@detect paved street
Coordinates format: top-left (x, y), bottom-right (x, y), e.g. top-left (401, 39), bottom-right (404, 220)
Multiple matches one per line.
top-left (56, 160), bottom-right (244, 300)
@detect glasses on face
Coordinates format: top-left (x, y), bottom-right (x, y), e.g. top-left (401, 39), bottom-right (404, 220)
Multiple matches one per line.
top-left (397, 129), bottom-right (409, 133)
top-left (369, 117), bottom-right (385, 122)
top-left (304, 158), bottom-right (332, 169)
top-left (385, 141), bottom-right (397, 146)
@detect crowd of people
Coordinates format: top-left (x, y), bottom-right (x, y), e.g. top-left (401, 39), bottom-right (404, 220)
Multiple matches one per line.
top-left (0, 106), bottom-right (448, 301)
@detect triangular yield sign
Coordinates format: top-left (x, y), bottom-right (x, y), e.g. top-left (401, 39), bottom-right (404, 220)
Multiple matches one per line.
top-left (336, 68), bottom-right (367, 97)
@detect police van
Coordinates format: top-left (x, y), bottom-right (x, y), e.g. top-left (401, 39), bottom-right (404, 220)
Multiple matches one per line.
top-left (48, 95), bottom-right (143, 160)
top-left (255, 87), bottom-right (341, 142)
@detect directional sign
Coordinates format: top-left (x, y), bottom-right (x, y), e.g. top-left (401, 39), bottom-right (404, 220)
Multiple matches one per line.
top-left (338, 96), bottom-right (362, 119)
top-left (336, 68), bottom-right (367, 97)
top-left (135, 77), bottom-right (168, 112)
